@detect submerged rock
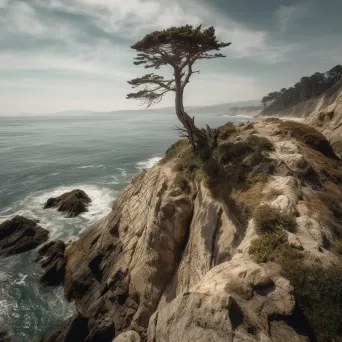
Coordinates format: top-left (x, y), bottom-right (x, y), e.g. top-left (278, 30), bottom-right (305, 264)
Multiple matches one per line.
top-left (0, 216), bottom-right (49, 257)
top-left (37, 240), bottom-right (66, 286)
top-left (44, 189), bottom-right (91, 218)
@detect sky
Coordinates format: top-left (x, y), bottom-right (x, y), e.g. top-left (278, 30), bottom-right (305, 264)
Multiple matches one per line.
top-left (0, 0), bottom-right (341, 115)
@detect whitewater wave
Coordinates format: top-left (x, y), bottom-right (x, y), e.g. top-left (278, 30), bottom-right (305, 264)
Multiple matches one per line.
top-left (77, 164), bottom-right (106, 170)
top-left (136, 156), bottom-right (162, 170)
top-left (0, 184), bottom-right (116, 239)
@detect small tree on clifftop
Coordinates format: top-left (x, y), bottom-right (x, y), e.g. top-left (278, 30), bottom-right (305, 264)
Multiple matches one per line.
top-left (127, 25), bottom-right (231, 159)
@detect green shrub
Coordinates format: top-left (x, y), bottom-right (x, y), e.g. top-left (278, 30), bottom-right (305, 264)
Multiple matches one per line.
top-left (218, 122), bottom-right (237, 141)
top-left (161, 139), bottom-right (189, 164)
top-left (249, 228), bottom-right (288, 263)
top-left (286, 265), bottom-right (342, 342)
top-left (246, 135), bottom-right (274, 152)
top-left (253, 204), bottom-right (297, 234)
top-left (331, 240), bottom-right (342, 256)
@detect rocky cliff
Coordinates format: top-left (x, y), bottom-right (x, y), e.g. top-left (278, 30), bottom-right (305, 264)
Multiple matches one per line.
top-left (40, 119), bottom-right (342, 342)
top-left (260, 82), bottom-right (342, 156)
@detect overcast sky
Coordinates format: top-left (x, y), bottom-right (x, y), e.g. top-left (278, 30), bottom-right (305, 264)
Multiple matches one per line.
top-left (0, 0), bottom-right (341, 115)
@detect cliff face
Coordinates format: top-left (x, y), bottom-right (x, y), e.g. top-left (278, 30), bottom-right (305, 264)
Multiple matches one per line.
top-left (306, 84), bottom-right (342, 156)
top-left (260, 82), bottom-right (342, 156)
top-left (41, 119), bottom-right (342, 342)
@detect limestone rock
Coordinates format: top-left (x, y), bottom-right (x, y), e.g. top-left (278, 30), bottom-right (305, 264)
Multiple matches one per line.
top-left (44, 189), bottom-right (91, 217)
top-left (0, 216), bottom-right (49, 257)
top-left (113, 331), bottom-right (141, 342)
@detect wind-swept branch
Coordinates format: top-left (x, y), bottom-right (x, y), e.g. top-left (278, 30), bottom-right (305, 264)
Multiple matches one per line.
top-left (127, 74), bottom-right (175, 107)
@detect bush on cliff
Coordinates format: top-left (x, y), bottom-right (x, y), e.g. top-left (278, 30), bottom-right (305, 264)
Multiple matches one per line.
top-left (253, 204), bottom-right (297, 234)
top-left (249, 228), bottom-right (288, 263)
top-left (249, 202), bottom-right (342, 342)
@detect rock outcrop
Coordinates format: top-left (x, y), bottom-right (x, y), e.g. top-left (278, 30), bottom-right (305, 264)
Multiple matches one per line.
top-left (44, 189), bottom-right (91, 218)
top-left (0, 216), bottom-right (49, 257)
top-left (259, 81), bottom-right (342, 156)
top-left (40, 119), bottom-right (342, 342)
top-left (307, 83), bottom-right (342, 156)
top-left (37, 240), bottom-right (66, 286)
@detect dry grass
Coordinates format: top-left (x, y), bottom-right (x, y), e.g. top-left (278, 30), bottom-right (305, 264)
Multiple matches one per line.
top-left (218, 122), bottom-right (238, 142)
top-left (263, 117), bottom-right (282, 124)
top-left (278, 120), bottom-right (337, 158)
top-left (231, 182), bottom-right (265, 220)
top-left (299, 144), bottom-right (342, 185)
top-left (304, 185), bottom-right (342, 237)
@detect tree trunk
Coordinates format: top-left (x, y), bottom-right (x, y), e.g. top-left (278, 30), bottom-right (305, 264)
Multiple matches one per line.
top-left (174, 71), bottom-right (217, 160)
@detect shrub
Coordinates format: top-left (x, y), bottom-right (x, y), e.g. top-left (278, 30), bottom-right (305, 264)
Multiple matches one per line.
top-left (216, 135), bottom-right (274, 167)
top-left (286, 265), bottom-right (342, 342)
top-left (331, 240), bottom-right (342, 256)
top-left (253, 204), bottom-right (297, 234)
top-left (218, 122), bottom-right (237, 141)
top-left (161, 139), bottom-right (189, 164)
top-left (248, 228), bottom-right (288, 263)
top-left (246, 135), bottom-right (274, 152)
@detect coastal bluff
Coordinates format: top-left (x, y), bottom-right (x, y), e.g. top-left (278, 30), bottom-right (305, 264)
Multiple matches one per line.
top-left (40, 118), bottom-right (342, 342)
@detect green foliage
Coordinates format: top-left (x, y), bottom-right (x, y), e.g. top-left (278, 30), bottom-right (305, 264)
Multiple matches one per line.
top-left (216, 135), bottom-right (274, 166)
top-left (172, 145), bottom-right (204, 181)
top-left (161, 139), bottom-right (189, 164)
top-left (127, 25), bottom-right (231, 107)
top-left (249, 228), bottom-right (288, 263)
top-left (286, 265), bottom-right (342, 342)
top-left (131, 25), bottom-right (231, 55)
top-left (331, 240), bottom-right (342, 256)
top-left (253, 204), bottom-right (297, 234)
top-left (261, 65), bottom-right (342, 114)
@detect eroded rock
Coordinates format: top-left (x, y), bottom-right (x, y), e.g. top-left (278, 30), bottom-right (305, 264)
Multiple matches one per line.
top-left (0, 216), bottom-right (49, 257)
top-left (44, 189), bottom-right (91, 217)
top-left (37, 240), bottom-right (66, 286)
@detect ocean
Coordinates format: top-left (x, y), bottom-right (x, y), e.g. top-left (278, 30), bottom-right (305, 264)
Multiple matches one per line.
top-left (0, 111), bottom-right (252, 341)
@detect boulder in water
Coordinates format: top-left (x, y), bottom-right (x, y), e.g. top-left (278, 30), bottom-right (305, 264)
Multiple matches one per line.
top-left (44, 189), bottom-right (91, 218)
top-left (37, 240), bottom-right (66, 286)
top-left (0, 216), bottom-right (49, 257)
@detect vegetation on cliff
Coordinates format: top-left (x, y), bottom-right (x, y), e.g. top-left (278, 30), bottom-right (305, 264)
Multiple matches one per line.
top-left (127, 25), bottom-right (231, 159)
top-left (261, 64), bottom-right (342, 114)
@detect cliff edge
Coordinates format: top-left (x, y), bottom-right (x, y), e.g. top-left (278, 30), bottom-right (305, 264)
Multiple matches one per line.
top-left (40, 119), bottom-right (342, 342)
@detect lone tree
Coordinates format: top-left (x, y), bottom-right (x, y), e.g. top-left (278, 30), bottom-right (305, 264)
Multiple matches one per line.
top-left (127, 25), bottom-right (231, 160)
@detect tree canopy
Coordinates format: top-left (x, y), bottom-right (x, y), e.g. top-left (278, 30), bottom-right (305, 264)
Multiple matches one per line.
top-left (127, 25), bottom-right (231, 107)
top-left (261, 65), bottom-right (342, 114)
top-left (127, 25), bottom-right (231, 159)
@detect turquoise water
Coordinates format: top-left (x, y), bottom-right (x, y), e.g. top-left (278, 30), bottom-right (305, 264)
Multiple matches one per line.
top-left (0, 111), bottom-right (251, 341)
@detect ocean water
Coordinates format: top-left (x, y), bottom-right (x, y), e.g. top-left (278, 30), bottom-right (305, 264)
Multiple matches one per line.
top-left (0, 111), bottom-right (251, 341)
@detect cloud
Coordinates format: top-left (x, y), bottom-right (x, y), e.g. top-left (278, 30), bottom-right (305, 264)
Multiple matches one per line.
top-left (1, 1), bottom-right (45, 35)
top-left (0, 0), bottom-right (301, 114)
top-left (276, 3), bottom-right (309, 33)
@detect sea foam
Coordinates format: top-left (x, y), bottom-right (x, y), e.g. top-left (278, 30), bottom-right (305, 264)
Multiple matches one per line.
top-left (136, 156), bottom-right (162, 170)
